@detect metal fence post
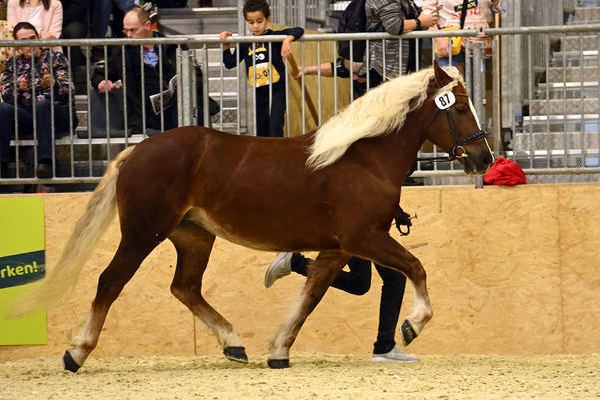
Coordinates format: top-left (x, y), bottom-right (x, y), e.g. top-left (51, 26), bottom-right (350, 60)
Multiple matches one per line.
top-left (473, 41), bottom-right (485, 189)
top-left (178, 48), bottom-right (194, 127)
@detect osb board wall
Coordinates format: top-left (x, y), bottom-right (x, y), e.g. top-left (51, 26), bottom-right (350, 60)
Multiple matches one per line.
top-left (1, 183), bottom-right (599, 362)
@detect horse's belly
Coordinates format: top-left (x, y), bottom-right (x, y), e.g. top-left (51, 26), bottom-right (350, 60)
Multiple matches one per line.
top-left (184, 208), bottom-right (277, 251)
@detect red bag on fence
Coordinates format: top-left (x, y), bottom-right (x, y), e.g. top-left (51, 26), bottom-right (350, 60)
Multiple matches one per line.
top-left (483, 157), bottom-right (527, 186)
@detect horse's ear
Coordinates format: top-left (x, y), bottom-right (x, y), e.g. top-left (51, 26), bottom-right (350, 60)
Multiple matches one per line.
top-left (433, 61), bottom-right (453, 87)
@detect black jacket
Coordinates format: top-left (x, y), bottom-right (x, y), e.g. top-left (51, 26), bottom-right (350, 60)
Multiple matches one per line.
top-left (92, 32), bottom-right (179, 134)
top-left (222, 27), bottom-right (304, 90)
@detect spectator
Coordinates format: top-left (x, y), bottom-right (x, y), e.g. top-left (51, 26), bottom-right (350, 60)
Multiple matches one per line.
top-left (219, 0), bottom-right (304, 137)
top-left (91, 0), bottom-right (135, 39)
top-left (297, 1), bottom-right (437, 99)
top-left (292, 57), bottom-right (367, 99)
top-left (423, 0), bottom-right (501, 67)
top-left (363, 0), bottom-right (438, 86)
top-left (0, 22), bottom-right (77, 179)
top-left (7, 0), bottom-right (62, 40)
top-left (153, 0), bottom-right (188, 7)
top-left (61, 0), bottom-right (90, 91)
top-left (92, 5), bottom-right (199, 135)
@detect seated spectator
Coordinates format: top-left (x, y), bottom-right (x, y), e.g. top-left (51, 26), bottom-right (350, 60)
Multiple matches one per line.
top-left (91, 5), bottom-right (204, 135)
top-left (61, 0), bottom-right (90, 89)
top-left (0, 22), bottom-right (77, 178)
top-left (7, 0), bottom-right (62, 41)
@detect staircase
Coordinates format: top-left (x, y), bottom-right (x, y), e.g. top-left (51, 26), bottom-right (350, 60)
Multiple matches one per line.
top-left (203, 47), bottom-right (245, 133)
top-left (510, 1), bottom-right (600, 183)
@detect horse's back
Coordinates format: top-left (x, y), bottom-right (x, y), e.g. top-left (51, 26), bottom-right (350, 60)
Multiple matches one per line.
top-left (115, 126), bottom-right (312, 212)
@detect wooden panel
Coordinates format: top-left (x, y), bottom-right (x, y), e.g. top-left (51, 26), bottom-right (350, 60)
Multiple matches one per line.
top-left (558, 184), bottom-right (600, 353)
top-left (2, 183), bottom-right (600, 362)
top-left (409, 185), bottom-right (563, 354)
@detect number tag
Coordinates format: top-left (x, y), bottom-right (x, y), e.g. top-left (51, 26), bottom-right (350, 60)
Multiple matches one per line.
top-left (434, 92), bottom-right (456, 110)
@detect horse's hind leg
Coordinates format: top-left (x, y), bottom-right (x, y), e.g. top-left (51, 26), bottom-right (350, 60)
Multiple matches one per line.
top-left (346, 232), bottom-right (433, 346)
top-left (64, 237), bottom-right (158, 372)
top-left (168, 221), bottom-right (247, 363)
top-left (269, 251), bottom-right (350, 369)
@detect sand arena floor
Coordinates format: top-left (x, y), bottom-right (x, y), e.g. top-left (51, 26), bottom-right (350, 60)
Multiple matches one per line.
top-left (1, 353), bottom-right (599, 399)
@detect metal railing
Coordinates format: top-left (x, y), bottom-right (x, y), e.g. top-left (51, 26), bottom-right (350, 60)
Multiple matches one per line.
top-left (2, 24), bottom-right (600, 188)
top-left (267, 0), bottom-right (331, 28)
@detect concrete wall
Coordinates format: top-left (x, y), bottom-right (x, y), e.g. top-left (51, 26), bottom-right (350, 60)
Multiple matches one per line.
top-left (1, 183), bottom-right (599, 361)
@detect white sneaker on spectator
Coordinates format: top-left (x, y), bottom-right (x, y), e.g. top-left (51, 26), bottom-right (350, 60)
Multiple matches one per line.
top-left (372, 347), bottom-right (419, 363)
top-left (264, 252), bottom-right (293, 288)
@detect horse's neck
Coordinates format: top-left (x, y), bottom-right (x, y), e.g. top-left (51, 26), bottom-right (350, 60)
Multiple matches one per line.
top-left (351, 110), bottom-right (427, 188)
top-left (394, 111), bottom-right (428, 179)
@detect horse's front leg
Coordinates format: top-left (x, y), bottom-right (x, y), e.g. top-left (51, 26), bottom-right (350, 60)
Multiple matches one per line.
top-left (268, 251), bottom-right (350, 369)
top-left (344, 232), bottom-right (433, 346)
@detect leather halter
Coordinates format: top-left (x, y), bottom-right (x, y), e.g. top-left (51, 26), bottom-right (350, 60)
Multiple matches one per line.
top-left (442, 92), bottom-right (487, 160)
top-left (419, 83), bottom-right (488, 162)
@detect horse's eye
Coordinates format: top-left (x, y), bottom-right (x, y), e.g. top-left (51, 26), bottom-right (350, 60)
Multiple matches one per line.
top-left (455, 105), bottom-right (468, 113)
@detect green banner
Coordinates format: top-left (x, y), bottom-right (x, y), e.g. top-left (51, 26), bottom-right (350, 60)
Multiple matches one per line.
top-left (0, 197), bottom-right (47, 345)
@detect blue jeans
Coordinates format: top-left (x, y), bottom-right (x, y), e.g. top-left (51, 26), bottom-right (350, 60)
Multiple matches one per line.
top-left (434, 51), bottom-right (466, 67)
top-left (0, 101), bottom-right (78, 164)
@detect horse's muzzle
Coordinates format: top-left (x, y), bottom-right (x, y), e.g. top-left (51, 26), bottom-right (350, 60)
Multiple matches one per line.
top-left (463, 149), bottom-right (494, 175)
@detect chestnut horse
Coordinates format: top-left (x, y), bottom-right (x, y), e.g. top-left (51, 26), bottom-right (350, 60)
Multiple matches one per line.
top-left (7, 63), bottom-right (493, 371)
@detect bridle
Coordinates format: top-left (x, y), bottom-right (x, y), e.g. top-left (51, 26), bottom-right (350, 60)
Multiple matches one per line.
top-left (417, 89), bottom-right (491, 162)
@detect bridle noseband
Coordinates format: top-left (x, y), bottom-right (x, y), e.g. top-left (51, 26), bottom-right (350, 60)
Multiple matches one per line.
top-left (449, 127), bottom-right (487, 160)
top-left (418, 88), bottom-right (491, 162)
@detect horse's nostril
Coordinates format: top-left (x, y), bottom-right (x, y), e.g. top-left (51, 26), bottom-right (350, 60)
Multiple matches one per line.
top-left (483, 153), bottom-right (493, 165)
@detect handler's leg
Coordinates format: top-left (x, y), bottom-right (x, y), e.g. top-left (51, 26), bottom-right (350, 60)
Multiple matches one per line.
top-left (266, 254), bottom-right (371, 295)
top-left (372, 264), bottom-right (406, 354)
top-left (343, 232), bottom-right (433, 346)
top-left (371, 265), bottom-right (417, 362)
top-left (269, 251), bottom-right (350, 368)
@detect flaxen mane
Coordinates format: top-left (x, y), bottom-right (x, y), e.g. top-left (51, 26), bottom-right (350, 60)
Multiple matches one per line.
top-left (307, 65), bottom-right (464, 169)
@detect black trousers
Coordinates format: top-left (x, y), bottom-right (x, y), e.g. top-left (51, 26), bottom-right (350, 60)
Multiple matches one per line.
top-left (291, 254), bottom-right (407, 354)
top-left (62, 21), bottom-right (87, 69)
top-left (253, 85), bottom-right (286, 137)
top-left (0, 101), bottom-right (77, 165)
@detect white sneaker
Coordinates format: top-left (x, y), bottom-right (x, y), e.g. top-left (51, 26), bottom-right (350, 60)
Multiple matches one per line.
top-left (372, 347), bottom-right (419, 363)
top-left (264, 252), bottom-right (293, 288)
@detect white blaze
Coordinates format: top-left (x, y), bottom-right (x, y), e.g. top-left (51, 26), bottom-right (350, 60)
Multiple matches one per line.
top-left (468, 98), bottom-right (482, 129)
top-left (469, 98), bottom-right (495, 162)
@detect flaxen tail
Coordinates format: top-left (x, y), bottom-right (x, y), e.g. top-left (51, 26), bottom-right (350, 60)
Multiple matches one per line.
top-left (5, 146), bottom-right (136, 319)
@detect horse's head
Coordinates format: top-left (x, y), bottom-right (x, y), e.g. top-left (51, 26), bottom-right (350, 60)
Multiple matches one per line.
top-left (424, 62), bottom-right (494, 175)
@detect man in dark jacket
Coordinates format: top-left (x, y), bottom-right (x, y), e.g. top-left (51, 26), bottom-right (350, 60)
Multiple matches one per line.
top-left (92, 5), bottom-right (196, 135)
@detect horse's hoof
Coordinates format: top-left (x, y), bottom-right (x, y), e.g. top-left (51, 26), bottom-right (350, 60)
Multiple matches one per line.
top-left (401, 320), bottom-right (418, 346)
top-left (62, 350), bottom-right (80, 373)
top-left (224, 346), bottom-right (248, 363)
top-left (267, 359), bottom-right (290, 369)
